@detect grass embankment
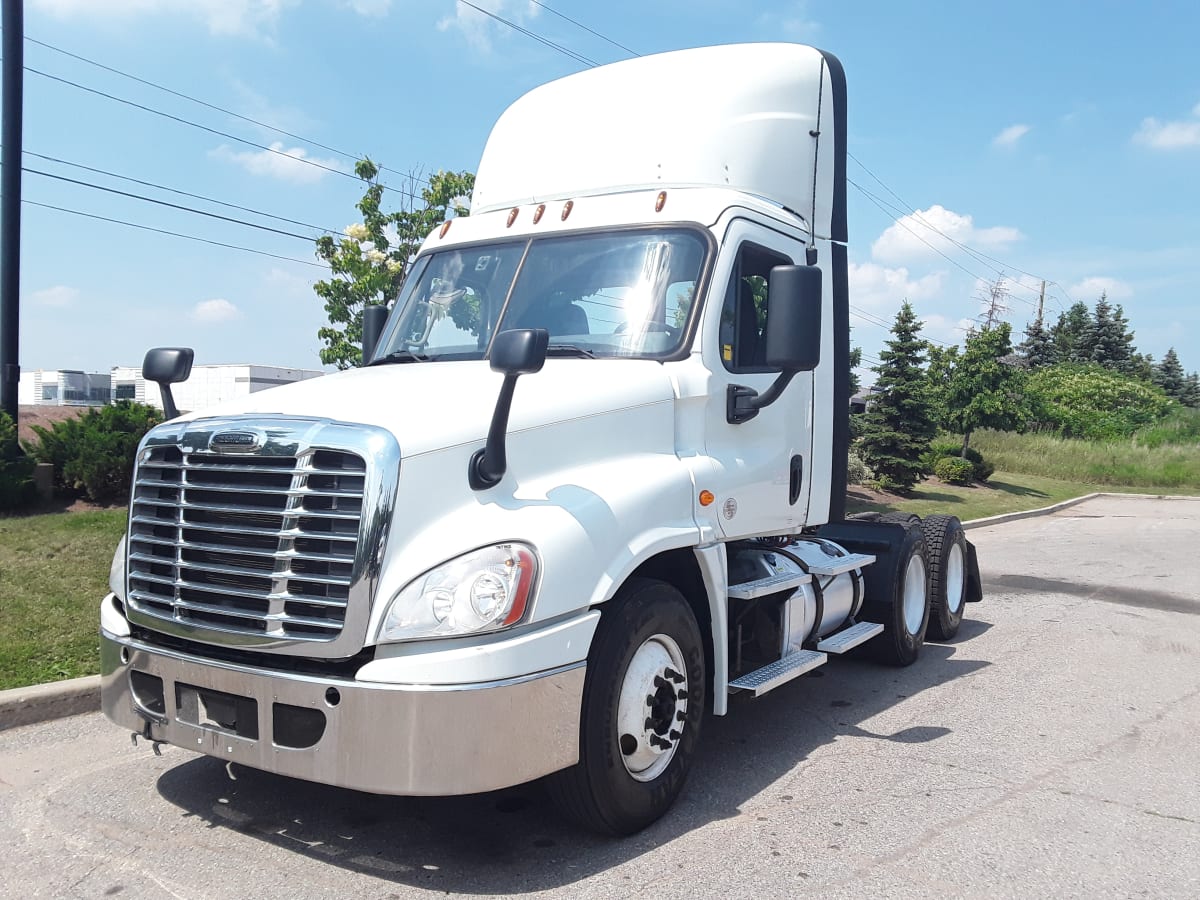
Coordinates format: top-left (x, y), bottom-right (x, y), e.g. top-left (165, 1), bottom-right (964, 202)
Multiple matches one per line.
top-left (0, 508), bottom-right (126, 691)
top-left (970, 428), bottom-right (1200, 490)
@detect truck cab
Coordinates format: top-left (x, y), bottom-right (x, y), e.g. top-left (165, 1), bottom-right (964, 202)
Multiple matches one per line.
top-left (100, 43), bottom-right (980, 835)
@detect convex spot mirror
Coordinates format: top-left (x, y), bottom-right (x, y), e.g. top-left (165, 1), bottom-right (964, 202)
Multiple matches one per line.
top-left (764, 265), bottom-right (822, 372)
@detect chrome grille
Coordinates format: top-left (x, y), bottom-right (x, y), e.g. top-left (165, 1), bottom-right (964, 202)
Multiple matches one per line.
top-left (123, 416), bottom-right (399, 657)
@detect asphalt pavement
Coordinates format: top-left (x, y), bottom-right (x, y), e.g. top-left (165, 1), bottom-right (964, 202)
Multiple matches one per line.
top-left (1, 494), bottom-right (1197, 899)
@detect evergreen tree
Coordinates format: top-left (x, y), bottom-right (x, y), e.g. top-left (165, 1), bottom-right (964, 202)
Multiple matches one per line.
top-left (1129, 352), bottom-right (1155, 382)
top-left (1181, 372), bottom-right (1200, 409)
top-left (1051, 301), bottom-right (1091, 362)
top-left (1017, 311), bottom-right (1056, 369)
top-left (858, 302), bottom-right (936, 491)
top-left (1109, 304), bottom-right (1140, 376)
top-left (942, 324), bottom-right (1027, 454)
top-left (1152, 348), bottom-right (1186, 400)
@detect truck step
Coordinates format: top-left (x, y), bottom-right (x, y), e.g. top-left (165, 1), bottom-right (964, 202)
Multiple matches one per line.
top-left (728, 649), bottom-right (827, 696)
top-left (728, 571), bottom-right (812, 600)
top-left (817, 620), bottom-right (884, 654)
top-left (806, 552), bottom-right (876, 577)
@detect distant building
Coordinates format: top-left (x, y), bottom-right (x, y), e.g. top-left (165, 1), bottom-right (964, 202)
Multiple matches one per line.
top-left (109, 363), bottom-right (324, 413)
top-left (18, 369), bottom-right (112, 406)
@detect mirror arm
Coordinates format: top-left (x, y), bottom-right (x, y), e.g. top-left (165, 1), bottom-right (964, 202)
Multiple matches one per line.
top-left (158, 385), bottom-right (180, 421)
top-left (469, 373), bottom-right (521, 490)
top-left (726, 370), bottom-right (797, 424)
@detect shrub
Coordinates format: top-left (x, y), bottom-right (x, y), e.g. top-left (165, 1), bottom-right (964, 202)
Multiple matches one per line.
top-left (26, 402), bottom-right (162, 504)
top-left (847, 450), bottom-right (872, 485)
top-left (922, 437), bottom-right (995, 482)
top-left (0, 411), bottom-right (36, 511)
top-left (934, 456), bottom-right (975, 485)
top-left (1026, 364), bottom-right (1174, 440)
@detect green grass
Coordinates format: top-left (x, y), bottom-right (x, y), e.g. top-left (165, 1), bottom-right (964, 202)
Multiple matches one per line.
top-left (0, 508), bottom-right (126, 690)
top-left (845, 470), bottom-right (1192, 522)
top-left (969, 428), bottom-right (1200, 489)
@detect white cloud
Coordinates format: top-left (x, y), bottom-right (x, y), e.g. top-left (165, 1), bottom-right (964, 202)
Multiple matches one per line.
top-left (755, 3), bottom-right (820, 41)
top-left (190, 298), bottom-right (242, 323)
top-left (871, 205), bottom-right (1022, 266)
top-left (1068, 276), bottom-right (1133, 302)
top-left (849, 262), bottom-right (945, 314)
top-left (438, 1), bottom-right (541, 52)
top-left (210, 141), bottom-right (344, 183)
top-left (1134, 103), bottom-right (1200, 149)
top-left (993, 123), bottom-right (1030, 148)
top-left (29, 285), bottom-right (79, 308)
top-left (32, 0), bottom-right (296, 37)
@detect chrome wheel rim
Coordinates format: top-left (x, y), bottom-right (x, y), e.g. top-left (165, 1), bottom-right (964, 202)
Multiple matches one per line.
top-left (945, 542), bottom-right (966, 615)
top-left (616, 633), bottom-right (688, 783)
top-left (902, 555), bottom-right (928, 636)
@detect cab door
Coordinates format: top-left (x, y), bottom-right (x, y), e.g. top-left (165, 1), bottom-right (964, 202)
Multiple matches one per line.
top-left (701, 221), bottom-right (814, 539)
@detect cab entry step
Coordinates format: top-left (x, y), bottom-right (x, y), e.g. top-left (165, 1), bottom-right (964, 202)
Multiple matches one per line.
top-left (817, 620), bottom-right (884, 654)
top-left (728, 649), bottom-right (827, 696)
top-left (727, 571), bottom-right (812, 600)
top-left (806, 552), bottom-right (876, 577)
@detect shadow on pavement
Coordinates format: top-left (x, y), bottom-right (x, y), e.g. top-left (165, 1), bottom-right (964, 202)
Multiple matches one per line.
top-left (155, 621), bottom-right (993, 894)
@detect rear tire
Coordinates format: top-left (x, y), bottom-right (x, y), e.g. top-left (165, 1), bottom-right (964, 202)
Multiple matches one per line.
top-left (547, 578), bottom-right (705, 835)
top-left (862, 522), bottom-right (929, 666)
top-left (922, 515), bottom-right (968, 641)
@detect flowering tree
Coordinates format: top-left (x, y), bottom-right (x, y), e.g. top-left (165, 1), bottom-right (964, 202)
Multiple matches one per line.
top-left (314, 159), bottom-right (474, 369)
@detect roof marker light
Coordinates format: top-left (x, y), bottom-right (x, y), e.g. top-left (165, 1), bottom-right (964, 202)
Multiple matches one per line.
top-left (533, 204), bottom-right (546, 224)
top-left (507, 207), bottom-right (519, 227)
top-left (439, 220), bottom-right (452, 238)
top-left (655, 191), bottom-right (668, 213)
top-left (561, 200), bottom-right (574, 221)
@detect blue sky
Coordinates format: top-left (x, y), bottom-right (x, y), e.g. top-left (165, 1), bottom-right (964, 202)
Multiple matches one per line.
top-left (16, 0), bottom-right (1200, 380)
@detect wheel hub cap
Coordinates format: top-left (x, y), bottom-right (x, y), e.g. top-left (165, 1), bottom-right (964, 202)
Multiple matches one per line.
top-left (616, 634), bottom-right (688, 782)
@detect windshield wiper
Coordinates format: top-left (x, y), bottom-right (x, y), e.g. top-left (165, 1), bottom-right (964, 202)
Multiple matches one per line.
top-left (367, 349), bottom-right (430, 366)
top-left (545, 344), bottom-right (596, 358)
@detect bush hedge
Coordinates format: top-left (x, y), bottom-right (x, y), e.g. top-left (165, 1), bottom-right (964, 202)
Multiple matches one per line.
top-left (934, 456), bottom-right (975, 485)
top-left (923, 437), bottom-right (995, 482)
top-left (26, 402), bottom-right (162, 504)
top-left (0, 412), bottom-right (36, 511)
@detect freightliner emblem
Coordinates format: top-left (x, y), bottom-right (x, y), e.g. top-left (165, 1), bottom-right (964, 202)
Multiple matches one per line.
top-left (210, 430), bottom-right (263, 453)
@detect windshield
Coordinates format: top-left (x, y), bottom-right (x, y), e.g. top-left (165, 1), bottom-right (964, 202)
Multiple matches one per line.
top-left (372, 229), bottom-right (708, 362)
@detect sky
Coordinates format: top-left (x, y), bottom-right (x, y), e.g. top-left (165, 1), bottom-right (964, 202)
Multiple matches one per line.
top-left (13, 0), bottom-right (1200, 382)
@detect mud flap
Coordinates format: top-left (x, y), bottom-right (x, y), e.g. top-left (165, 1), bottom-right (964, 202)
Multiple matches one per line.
top-left (964, 540), bottom-right (984, 602)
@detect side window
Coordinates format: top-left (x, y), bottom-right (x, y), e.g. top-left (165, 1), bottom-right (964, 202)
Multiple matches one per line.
top-left (719, 243), bottom-right (793, 372)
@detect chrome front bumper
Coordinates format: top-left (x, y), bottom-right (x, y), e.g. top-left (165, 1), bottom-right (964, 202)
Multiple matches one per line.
top-left (100, 630), bottom-right (584, 796)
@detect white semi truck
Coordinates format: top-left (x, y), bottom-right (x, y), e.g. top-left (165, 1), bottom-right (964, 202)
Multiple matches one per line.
top-left (100, 43), bottom-right (982, 835)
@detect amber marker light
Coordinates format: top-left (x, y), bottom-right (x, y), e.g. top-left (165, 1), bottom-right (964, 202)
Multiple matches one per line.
top-left (533, 204), bottom-right (546, 224)
top-left (699, 490), bottom-right (715, 507)
top-left (655, 190), bottom-right (668, 213)
top-left (561, 200), bottom-right (574, 221)
top-left (439, 220), bottom-right (452, 238)
top-left (507, 207), bottom-right (519, 227)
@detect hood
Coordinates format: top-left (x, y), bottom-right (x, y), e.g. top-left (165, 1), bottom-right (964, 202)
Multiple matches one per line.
top-left (176, 359), bottom-right (677, 458)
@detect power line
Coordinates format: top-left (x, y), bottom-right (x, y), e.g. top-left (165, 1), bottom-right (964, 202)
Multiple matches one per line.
top-left (25, 167), bottom-right (319, 242)
top-left (22, 150), bottom-right (340, 235)
top-left (456, 0), bottom-right (600, 67)
top-left (527, 1), bottom-right (639, 57)
top-left (22, 34), bottom-right (429, 188)
top-left (24, 199), bottom-right (329, 269)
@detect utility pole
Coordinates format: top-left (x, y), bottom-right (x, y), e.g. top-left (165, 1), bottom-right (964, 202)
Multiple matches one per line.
top-left (1037, 279), bottom-right (1045, 325)
top-left (1, 0), bottom-right (24, 423)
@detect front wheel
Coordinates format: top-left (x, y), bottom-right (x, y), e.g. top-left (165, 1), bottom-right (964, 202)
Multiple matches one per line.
top-left (547, 578), bottom-right (705, 835)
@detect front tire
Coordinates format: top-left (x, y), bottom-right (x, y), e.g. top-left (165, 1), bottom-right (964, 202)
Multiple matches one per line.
top-left (547, 578), bottom-right (705, 835)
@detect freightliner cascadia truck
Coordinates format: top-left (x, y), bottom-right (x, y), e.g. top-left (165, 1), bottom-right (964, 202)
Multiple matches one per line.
top-left (100, 43), bottom-right (982, 835)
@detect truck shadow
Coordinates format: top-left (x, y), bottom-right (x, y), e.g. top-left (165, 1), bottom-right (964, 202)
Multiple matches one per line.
top-left (154, 619), bottom-right (993, 894)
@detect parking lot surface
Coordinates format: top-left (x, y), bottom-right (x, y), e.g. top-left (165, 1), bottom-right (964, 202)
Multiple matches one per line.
top-left (1, 494), bottom-right (1197, 899)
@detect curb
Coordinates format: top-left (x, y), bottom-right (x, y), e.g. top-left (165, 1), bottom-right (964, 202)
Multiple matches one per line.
top-left (963, 491), bottom-right (1200, 530)
top-left (5, 493), bottom-right (1195, 732)
top-left (0, 674), bottom-right (100, 732)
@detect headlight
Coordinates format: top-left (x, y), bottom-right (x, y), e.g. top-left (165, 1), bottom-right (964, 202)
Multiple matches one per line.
top-left (379, 543), bottom-right (537, 642)
top-left (109, 535), bottom-right (127, 599)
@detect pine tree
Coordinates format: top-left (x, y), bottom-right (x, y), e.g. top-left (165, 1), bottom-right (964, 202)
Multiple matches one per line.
top-left (1017, 311), bottom-right (1056, 369)
top-left (1152, 348), bottom-right (1186, 400)
top-left (858, 302), bottom-right (936, 491)
top-left (1051, 301), bottom-right (1091, 362)
top-left (1181, 373), bottom-right (1200, 409)
top-left (1110, 304), bottom-right (1140, 376)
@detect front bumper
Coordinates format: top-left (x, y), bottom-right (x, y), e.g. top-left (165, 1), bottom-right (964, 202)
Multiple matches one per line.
top-left (100, 628), bottom-right (585, 796)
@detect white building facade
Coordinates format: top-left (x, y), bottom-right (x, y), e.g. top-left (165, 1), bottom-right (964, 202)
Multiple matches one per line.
top-left (18, 369), bottom-right (112, 406)
top-left (109, 364), bottom-right (324, 414)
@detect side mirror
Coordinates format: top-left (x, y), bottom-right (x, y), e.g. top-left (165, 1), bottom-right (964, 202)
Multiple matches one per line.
top-left (469, 329), bottom-right (549, 490)
top-left (764, 265), bottom-right (822, 371)
top-left (361, 304), bottom-right (389, 364)
top-left (727, 265), bottom-right (822, 424)
top-left (142, 347), bottom-right (194, 420)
